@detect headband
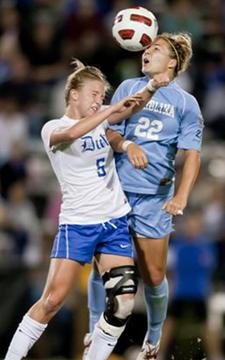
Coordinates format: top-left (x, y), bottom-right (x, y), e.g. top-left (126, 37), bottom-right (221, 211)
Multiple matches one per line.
top-left (164, 38), bottom-right (180, 72)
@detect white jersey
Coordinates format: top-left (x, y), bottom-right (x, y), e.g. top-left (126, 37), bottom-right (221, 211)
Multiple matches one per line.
top-left (41, 115), bottom-right (130, 225)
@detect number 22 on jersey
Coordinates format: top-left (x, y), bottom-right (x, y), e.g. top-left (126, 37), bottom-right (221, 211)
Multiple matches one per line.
top-left (134, 117), bottom-right (163, 140)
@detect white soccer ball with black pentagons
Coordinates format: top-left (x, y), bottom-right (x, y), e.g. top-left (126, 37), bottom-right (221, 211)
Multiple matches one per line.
top-left (112, 7), bottom-right (158, 52)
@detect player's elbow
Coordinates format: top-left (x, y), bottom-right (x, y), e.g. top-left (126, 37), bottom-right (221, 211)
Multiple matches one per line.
top-left (65, 129), bottom-right (81, 142)
top-left (184, 149), bottom-right (201, 163)
top-left (184, 149), bottom-right (201, 174)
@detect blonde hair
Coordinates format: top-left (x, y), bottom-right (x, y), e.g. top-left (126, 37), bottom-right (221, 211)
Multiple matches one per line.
top-left (157, 33), bottom-right (193, 76)
top-left (65, 59), bottom-right (111, 105)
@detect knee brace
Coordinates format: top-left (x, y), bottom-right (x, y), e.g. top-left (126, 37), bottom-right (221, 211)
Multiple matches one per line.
top-left (100, 265), bottom-right (138, 335)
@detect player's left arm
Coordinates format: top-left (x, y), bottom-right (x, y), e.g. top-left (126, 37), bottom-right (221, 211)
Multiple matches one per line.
top-left (162, 149), bottom-right (200, 215)
top-left (163, 95), bottom-right (204, 216)
top-left (49, 95), bottom-right (142, 147)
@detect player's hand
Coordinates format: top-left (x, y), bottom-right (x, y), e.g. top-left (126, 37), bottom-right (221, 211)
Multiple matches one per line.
top-left (113, 95), bottom-right (144, 113)
top-left (162, 195), bottom-right (187, 216)
top-left (127, 143), bottom-right (148, 169)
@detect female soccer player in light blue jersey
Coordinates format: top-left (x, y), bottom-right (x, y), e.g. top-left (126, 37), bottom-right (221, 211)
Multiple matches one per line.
top-left (4, 59), bottom-right (170, 360)
top-left (86, 32), bottom-right (204, 360)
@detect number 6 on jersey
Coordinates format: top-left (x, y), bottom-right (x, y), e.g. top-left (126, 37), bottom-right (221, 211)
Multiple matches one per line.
top-left (96, 158), bottom-right (106, 177)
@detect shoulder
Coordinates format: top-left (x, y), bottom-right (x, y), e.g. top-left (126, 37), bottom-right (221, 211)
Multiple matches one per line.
top-left (181, 91), bottom-right (202, 117)
top-left (119, 76), bottom-right (147, 86)
top-left (167, 82), bottom-right (201, 115)
top-left (41, 119), bottom-right (57, 140)
top-left (41, 117), bottom-right (71, 135)
top-left (41, 119), bottom-right (60, 132)
top-left (116, 76), bottom-right (148, 93)
top-left (41, 117), bottom-right (67, 143)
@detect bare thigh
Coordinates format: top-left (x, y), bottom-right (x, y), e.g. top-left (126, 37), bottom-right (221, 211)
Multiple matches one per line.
top-left (42, 258), bottom-right (82, 297)
top-left (95, 253), bottom-right (134, 274)
top-left (134, 234), bottom-right (170, 285)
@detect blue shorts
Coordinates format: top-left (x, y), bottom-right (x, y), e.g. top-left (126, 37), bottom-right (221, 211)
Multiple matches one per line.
top-left (51, 216), bottom-right (133, 264)
top-left (125, 192), bottom-right (174, 239)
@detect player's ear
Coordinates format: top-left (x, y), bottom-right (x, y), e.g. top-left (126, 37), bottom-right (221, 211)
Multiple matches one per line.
top-left (70, 89), bottom-right (79, 101)
top-left (168, 58), bottom-right (177, 70)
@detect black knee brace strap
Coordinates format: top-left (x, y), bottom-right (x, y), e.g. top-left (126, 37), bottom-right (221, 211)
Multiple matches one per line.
top-left (102, 265), bottom-right (138, 327)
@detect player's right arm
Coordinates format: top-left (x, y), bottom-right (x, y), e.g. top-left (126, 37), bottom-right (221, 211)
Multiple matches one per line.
top-left (49, 95), bottom-right (142, 147)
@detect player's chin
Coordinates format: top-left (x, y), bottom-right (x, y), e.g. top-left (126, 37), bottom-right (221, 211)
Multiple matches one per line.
top-left (141, 64), bottom-right (146, 73)
top-left (142, 65), bottom-right (150, 76)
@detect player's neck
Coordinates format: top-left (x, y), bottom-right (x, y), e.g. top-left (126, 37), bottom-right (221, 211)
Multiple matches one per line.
top-left (149, 70), bottom-right (174, 81)
top-left (65, 107), bottom-right (82, 121)
top-left (167, 69), bottom-right (175, 81)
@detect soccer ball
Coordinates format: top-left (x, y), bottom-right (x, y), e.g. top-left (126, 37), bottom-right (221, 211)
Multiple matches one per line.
top-left (112, 7), bottom-right (158, 52)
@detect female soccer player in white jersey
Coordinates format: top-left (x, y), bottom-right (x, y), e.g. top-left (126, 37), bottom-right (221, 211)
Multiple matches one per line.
top-left (4, 60), bottom-right (170, 360)
top-left (86, 33), bottom-right (204, 359)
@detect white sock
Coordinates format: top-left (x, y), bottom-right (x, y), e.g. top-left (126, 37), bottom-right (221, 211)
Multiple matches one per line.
top-left (85, 326), bottom-right (118, 360)
top-left (4, 314), bottom-right (47, 360)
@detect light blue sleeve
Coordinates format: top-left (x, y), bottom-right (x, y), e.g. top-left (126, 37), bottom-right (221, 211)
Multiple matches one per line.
top-left (109, 79), bottom-right (134, 135)
top-left (177, 94), bottom-right (204, 151)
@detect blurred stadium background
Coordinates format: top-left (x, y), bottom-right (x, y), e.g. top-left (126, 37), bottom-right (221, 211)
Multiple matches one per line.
top-left (0, 0), bottom-right (224, 359)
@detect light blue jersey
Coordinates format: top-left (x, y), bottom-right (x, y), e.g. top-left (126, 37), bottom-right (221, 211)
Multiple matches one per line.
top-left (110, 76), bottom-right (204, 195)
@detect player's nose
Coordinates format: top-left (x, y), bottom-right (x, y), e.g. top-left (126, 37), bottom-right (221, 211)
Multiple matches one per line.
top-left (95, 96), bottom-right (103, 107)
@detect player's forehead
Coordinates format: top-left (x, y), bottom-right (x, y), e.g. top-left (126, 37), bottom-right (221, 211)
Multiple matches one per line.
top-left (151, 37), bottom-right (169, 49)
top-left (142, 38), bottom-right (171, 57)
top-left (81, 79), bottom-right (105, 93)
